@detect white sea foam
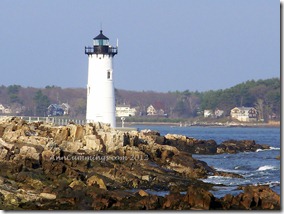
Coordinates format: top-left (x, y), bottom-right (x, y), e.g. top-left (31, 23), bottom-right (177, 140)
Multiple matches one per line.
top-left (214, 167), bottom-right (227, 172)
top-left (257, 165), bottom-right (277, 171)
top-left (201, 176), bottom-right (245, 186)
top-left (234, 165), bottom-right (251, 171)
top-left (207, 176), bottom-right (226, 179)
top-left (215, 167), bottom-right (244, 174)
top-left (256, 147), bottom-right (280, 152)
top-left (266, 181), bottom-right (280, 187)
top-left (252, 181), bottom-right (280, 188)
top-left (244, 173), bottom-right (256, 178)
top-left (201, 176), bottom-right (225, 185)
top-left (263, 181), bottom-right (280, 187)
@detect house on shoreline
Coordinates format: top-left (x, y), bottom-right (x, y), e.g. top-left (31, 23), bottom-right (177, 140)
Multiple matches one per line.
top-left (230, 107), bottom-right (257, 122)
top-left (0, 104), bottom-right (12, 114)
top-left (146, 104), bottom-right (167, 117)
top-left (47, 103), bottom-right (70, 117)
top-left (204, 109), bottom-right (224, 118)
top-left (116, 105), bottom-right (136, 117)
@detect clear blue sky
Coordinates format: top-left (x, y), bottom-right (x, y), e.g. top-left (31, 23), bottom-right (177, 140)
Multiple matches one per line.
top-left (0, 0), bottom-right (280, 92)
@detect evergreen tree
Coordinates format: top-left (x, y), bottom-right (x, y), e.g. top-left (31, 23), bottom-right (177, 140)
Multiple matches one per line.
top-left (7, 85), bottom-right (22, 104)
top-left (33, 90), bottom-right (50, 116)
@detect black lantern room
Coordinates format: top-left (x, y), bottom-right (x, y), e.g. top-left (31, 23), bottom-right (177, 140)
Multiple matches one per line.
top-left (85, 30), bottom-right (117, 56)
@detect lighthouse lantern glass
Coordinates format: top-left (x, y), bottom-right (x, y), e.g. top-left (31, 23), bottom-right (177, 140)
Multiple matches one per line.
top-left (93, 39), bottom-right (109, 46)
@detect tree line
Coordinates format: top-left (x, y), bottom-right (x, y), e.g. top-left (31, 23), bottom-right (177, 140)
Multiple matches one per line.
top-left (116, 78), bottom-right (280, 121)
top-left (0, 78), bottom-right (280, 121)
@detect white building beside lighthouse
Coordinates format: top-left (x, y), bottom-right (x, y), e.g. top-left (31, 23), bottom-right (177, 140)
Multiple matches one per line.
top-left (85, 30), bottom-right (118, 127)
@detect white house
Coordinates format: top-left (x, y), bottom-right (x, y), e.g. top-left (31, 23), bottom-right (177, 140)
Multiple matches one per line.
top-left (204, 109), bottom-right (224, 118)
top-left (116, 105), bottom-right (136, 117)
top-left (204, 109), bottom-right (213, 118)
top-left (0, 104), bottom-right (12, 114)
top-left (47, 103), bottom-right (71, 116)
top-left (230, 107), bottom-right (257, 122)
top-left (61, 103), bottom-right (70, 115)
top-left (147, 105), bottom-right (157, 115)
top-left (0, 104), bottom-right (5, 113)
top-left (215, 109), bottom-right (224, 118)
top-left (146, 104), bottom-right (165, 116)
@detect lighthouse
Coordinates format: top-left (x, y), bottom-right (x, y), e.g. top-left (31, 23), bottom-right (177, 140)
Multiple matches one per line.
top-left (85, 30), bottom-right (118, 127)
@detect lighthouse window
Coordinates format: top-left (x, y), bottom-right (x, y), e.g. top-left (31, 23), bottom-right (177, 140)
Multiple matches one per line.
top-left (93, 39), bottom-right (109, 46)
top-left (107, 71), bottom-right (111, 79)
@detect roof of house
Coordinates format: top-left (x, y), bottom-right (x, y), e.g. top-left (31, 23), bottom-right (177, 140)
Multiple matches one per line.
top-left (116, 104), bottom-right (131, 108)
top-left (148, 102), bottom-right (165, 110)
top-left (93, 30), bottom-right (109, 40)
top-left (61, 103), bottom-right (70, 108)
top-left (48, 104), bottom-right (63, 109)
top-left (232, 106), bottom-right (255, 111)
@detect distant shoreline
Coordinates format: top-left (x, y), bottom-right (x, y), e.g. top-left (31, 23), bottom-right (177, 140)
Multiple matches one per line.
top-left (122, 121), bottom-right (280, 128)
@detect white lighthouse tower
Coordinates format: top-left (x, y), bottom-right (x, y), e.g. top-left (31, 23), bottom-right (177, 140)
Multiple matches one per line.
top-left (85, 30), bottom-right (118, 127)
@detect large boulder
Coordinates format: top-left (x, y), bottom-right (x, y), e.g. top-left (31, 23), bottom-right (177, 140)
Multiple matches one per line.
top-left (59, 140), bottom-right (83, 153)
top-left (139, 130), bottom-right (165, 145)
top-left (40, 192), bottom-right (57, 200)
top-left (0, 146), bottom-right (8, 160)
top-left (68, 124), bottom-right (84, 141)
top-left (162, 193), bottom-right (189, 209)
top-left (221, 185), bottom-right (280, 210)
top-left (86, 175), bottom-right (107, 190)
top-left (138, 142), bottom-right (214, 178)
top-left (183, 185), bottom-right (215, 210)
top-left (162, 134), bottom-right (218, 154)
top-left (18, 145), bottom-right (40, 161)
top-left (54, 127), bottom-right (69, 144)
top-left (100, 130), bottom-right (124, 153)
top-left (217, 140), bottom-right (270, 154)
top-left (84, 135), bottom-right (104, 151)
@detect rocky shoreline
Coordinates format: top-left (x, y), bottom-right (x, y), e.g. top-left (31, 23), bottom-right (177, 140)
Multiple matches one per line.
top-left (0, 117), bottom-right (280, 210)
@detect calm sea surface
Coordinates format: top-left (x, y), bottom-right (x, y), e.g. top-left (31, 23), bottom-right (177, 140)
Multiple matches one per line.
top-left (133, 125), bottom-right (281, 198)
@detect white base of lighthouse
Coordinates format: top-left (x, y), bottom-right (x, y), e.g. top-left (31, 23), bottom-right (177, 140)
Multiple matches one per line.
top-left (86, 54), bottom-right (116, 127)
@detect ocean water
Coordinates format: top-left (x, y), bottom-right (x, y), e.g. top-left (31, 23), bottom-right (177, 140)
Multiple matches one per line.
top-left (134, 125), bottom-right (281, 198)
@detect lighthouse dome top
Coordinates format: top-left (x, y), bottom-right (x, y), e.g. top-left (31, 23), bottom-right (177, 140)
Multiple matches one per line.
top-left (93, 30), bottom-right (109, 46)
top-left (93, 30), bottom-right (109, 40)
